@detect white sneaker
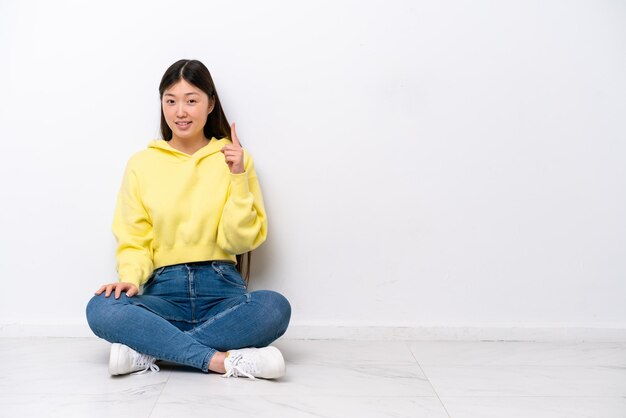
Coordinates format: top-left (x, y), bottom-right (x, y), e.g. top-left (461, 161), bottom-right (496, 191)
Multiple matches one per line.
top-left (222, 346), bottom-right (286, 380)
top-left (109, 343), bottom-right (160, 376)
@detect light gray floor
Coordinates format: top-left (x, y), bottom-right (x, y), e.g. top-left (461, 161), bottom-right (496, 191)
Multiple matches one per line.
top-left (1, 337), bottom-right (625, 417)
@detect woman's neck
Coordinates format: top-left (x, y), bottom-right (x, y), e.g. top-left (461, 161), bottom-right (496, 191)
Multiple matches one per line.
top-left (168, 136), bottom-right (212, 156)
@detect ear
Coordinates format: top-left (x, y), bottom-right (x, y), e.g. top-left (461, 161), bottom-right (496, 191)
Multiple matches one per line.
top-left (207, 96), bottom-right (215, 114)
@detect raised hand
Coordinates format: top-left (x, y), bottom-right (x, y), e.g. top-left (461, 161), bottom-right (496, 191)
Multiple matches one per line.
top-left (220, 122), bottom-right (245, 174)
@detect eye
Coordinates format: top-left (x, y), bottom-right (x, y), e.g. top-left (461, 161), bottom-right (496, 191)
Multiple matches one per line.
top-left (188, 99), bottom-right (197, 104)
top-left (165, 99), bottom-right (175, 105)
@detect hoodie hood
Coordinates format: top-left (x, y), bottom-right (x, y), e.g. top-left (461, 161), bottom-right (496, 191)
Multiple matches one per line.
top-left (147, 137), bottom-right (230, 162)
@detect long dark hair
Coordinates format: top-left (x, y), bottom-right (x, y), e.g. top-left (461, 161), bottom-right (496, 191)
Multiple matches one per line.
top-left (158, 59), bottom-right (252, 285)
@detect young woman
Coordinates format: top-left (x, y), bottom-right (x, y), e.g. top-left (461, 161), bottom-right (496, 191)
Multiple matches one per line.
top-left (86, 59), bottom-right (291, 379)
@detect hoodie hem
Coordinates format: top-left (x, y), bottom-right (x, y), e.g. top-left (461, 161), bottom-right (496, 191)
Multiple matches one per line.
top-left (154, 245), bottom-right (237, 269)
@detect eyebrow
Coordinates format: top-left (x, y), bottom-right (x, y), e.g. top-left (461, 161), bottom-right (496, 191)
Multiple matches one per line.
top-left (163, 92), bottom-right (200, 97)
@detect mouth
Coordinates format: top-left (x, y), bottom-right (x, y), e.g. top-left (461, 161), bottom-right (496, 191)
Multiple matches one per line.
top-left (175, 121), bottom-right (192, 126)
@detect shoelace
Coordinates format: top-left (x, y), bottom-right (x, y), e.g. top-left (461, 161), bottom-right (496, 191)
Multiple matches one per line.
top-left (221, 353), bottom-right (258, 380)
top-left (130, 353), bottom-right (160, 375)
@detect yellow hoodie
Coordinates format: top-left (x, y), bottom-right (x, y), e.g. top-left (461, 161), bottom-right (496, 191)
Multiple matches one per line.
top-left (112, 137), bottom-right (267, 288)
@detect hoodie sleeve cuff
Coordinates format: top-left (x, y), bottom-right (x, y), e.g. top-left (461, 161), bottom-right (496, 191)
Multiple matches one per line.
top-left (230, 171), bottom-right (250, 199)
top-left (118, 266), bottom-right (143, 289)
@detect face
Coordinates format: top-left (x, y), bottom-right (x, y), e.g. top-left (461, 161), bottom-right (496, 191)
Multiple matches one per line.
top-left (162, 79), bottom-right (215, 142)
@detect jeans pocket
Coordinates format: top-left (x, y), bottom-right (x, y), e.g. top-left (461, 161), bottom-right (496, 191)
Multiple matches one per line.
top-left (212, 262), bottom-right (246, 289)
top-left (144, 266), bottom-right (166, 289)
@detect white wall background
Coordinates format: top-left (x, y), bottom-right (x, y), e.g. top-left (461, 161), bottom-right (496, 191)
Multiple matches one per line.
top-left (1, 0), bottom-right (624, 339)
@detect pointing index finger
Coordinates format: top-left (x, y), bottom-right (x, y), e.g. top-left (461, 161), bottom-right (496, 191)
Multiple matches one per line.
top-left (230, 122), bottom-right (241, 148)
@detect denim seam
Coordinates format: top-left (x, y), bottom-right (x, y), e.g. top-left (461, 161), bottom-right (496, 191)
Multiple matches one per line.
top-left (188, 294), bottom-right (250, 338)
top-left (131, 300), bottom-right (189, 324)
top-left (188, 269), bottom-right (197, 321)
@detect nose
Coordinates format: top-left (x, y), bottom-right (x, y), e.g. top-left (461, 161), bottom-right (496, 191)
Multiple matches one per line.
top-left (176, 103), bottom-right (187, 118)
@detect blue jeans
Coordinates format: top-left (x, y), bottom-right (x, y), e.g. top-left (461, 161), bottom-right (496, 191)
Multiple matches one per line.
top-left (86, 260), bottom-right (291, 372)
